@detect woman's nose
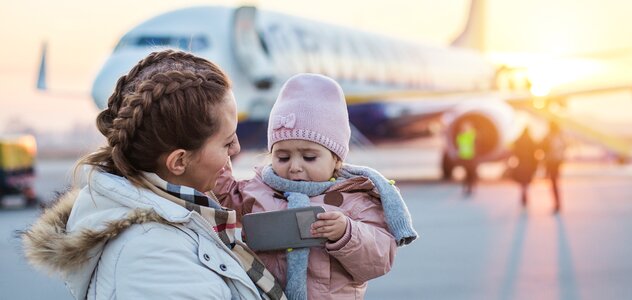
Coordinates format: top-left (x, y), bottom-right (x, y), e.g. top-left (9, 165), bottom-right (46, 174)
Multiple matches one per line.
top-left (229, 138), bottom-right (241, 156)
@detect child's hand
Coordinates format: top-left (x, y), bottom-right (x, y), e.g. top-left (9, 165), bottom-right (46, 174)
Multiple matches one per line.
top-left (311, 211), bottom-right (347, 241)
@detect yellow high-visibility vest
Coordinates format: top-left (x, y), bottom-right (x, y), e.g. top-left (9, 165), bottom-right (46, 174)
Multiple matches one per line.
top-left (456, 129), bottom-right (476, 160)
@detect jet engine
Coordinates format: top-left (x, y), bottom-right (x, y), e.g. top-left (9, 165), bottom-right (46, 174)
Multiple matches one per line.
top-left (441, 98), bottom-right (524, 179)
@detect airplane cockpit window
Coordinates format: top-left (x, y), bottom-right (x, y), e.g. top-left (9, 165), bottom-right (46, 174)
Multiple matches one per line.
top-left (137, 37), bottom-right (172, 47)
top-left (176, 36), bottom-right (210, 52)
top-left (114, 35), bottom-right (210, 52)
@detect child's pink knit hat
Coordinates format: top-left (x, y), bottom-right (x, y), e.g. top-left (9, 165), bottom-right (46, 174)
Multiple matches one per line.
top-left (267, 73), bottom-right (350, 160)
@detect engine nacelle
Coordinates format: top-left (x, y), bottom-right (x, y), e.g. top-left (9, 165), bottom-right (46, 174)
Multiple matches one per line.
top-left (443, 98), bottom-right (523, 163)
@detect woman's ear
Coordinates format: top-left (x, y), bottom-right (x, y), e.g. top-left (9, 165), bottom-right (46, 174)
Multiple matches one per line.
top-left (164, 149), bottom-right (188, 176)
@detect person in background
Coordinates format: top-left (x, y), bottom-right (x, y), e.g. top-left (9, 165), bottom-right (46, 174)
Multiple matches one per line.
top-left (456, 121), bottom-right (478, 196)
top-left (21, 50), bottom-right (285, 300)
top-left (214, 73), bottom-right (417, 300)
top-left (540, 121), bottom-right (566, 213)
top-left (511, 128), bottom-right (539, 208)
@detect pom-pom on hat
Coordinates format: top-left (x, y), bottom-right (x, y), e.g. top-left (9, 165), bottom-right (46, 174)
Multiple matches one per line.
top-left (267, 73), bottom-right (350, 160)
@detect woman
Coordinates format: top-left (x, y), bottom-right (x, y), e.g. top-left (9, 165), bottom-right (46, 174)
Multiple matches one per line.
top-left (21, 50), bottom-right (285, 300)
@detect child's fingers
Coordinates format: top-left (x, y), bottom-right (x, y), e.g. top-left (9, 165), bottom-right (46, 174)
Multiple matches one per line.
top-left (311, 211), bottom-right (347, 240)
top-left (312, 219), bottom-right (334, 228)
top-left (312, 212), bottom-right (342, 228)
top-left (311, 217), bottom-right (344, 230)
top-left (311, 225), bottom-right (334, 236)
top-left (311, 224), bottom-right (345, 240)
top-left (317, 211), bottom-right (344, 220)
top-left (313, 224), bottom-right (334, 232)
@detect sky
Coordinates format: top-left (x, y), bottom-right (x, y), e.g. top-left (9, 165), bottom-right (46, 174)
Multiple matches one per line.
top-left (1, 0), bottom-right (632, 134)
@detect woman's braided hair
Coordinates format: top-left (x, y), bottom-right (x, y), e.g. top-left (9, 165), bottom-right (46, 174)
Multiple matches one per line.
top-left (78, 49), bottom-right (231, 186)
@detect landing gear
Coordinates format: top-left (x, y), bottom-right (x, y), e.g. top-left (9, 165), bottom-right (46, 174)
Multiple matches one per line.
top-left (441, 150), bottom-right (454, 181)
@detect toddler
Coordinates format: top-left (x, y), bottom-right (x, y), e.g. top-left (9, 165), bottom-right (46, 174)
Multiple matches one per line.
top-left (214, 73), bottom-right (417, 300)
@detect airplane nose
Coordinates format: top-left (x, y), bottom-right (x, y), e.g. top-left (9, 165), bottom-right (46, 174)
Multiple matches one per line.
top-left (90, 50), bottom-right (154, 110)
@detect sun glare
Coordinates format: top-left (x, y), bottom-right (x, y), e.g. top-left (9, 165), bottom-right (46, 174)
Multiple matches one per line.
top-left (489, 52), bottom-right (608, 96)
top-left (530, 85), bottom-right (551, 97)
top-left (527, 57), bottom-right (605, 95)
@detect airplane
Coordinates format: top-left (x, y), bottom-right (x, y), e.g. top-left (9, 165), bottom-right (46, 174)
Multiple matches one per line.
top-left (71, 0), bottom-right (632, 179)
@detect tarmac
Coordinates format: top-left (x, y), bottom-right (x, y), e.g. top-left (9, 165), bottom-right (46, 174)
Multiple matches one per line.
top-left (1, 148), bottom-right (632, 299)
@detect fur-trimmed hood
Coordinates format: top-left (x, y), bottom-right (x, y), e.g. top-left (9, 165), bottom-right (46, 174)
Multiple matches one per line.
top-left (22, 189), bottom-right (167, 275)
top-left (21, 171), bottom-right (198, 299)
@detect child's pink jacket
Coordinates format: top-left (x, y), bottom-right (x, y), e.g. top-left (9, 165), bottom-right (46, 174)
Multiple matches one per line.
top-left (213, 166), bottom-right (397, 300)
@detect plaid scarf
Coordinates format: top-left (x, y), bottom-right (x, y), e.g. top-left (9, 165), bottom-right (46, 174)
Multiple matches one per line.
top-left (142, 173), bottom-right (286, 300)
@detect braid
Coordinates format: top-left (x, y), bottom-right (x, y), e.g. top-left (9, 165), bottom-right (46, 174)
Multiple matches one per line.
top-left (109, 71), bottom-right (209, 178)
top-left (95, 51), bottom-right (161, 136)
top-left (78, 49), bottom-right (231, 186)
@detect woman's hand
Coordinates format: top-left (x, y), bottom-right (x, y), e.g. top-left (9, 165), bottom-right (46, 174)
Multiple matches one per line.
top-left (311, 211), bottom-right (348, 241)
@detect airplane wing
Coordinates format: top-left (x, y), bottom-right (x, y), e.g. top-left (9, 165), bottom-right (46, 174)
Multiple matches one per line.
top-left (345, 85), bottom-right (632, 162)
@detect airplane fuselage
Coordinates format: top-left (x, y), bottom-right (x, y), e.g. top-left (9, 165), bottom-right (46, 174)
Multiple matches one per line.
top-left (91, 5), bottom-right (517, 166)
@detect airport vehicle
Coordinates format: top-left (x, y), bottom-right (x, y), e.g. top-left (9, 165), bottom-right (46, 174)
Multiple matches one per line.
top-left (0, 134), bottom-right (38, 207)
top-left (41, 0), bottom-right (630, 179)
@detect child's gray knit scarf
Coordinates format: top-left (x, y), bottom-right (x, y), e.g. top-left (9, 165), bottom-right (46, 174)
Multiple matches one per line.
top-left (261, 164), bottom-right (417, 300)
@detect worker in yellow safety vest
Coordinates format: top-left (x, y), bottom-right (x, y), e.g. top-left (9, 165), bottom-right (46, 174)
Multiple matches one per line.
top-left (456, 122), bottom-right (477, 197)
